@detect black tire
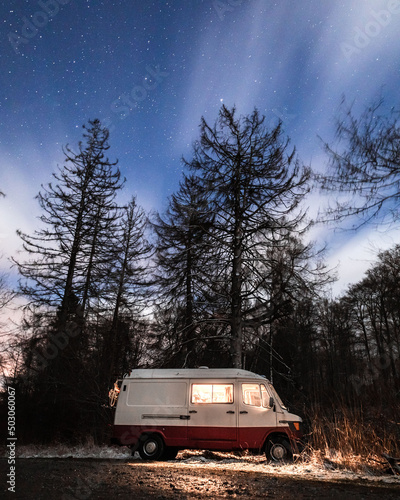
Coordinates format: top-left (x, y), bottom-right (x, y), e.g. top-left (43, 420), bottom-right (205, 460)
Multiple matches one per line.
top-left (163, 447), bottom-right (179, 460)
top-left (265, 437), bottom-right (292, 462)
top-left (138, 434), bottom-right (165, 460)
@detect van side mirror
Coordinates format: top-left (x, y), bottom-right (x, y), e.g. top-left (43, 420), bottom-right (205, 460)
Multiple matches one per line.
top-left (269, 397), bottom-right (274, 408)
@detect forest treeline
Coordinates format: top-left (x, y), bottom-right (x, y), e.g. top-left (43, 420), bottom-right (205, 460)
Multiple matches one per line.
top-left (0, 103), bottom-right (399, 446)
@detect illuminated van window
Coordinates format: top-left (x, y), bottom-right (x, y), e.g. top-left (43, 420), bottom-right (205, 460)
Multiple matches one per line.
top-left (242, 383), bottom-right (272, 408)
top-left (191, 384), bottom-right (233, 404)
top-left (242, 383), bottom-right (262, 406)
top-left (261, 384), bottom-right (270, 407)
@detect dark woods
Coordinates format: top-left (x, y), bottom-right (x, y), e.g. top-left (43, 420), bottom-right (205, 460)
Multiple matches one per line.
top-left (1, 106), bottom-right (399, 448)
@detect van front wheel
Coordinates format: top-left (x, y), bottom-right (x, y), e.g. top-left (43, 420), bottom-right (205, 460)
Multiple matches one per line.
top-left (138, 434), bottom-right (165, 460)
top-left (265, 437), bottom-right (292, 462)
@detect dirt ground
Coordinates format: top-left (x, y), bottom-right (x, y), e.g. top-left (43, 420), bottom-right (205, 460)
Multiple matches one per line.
top-left (2, 457), bottom-right (400, 500)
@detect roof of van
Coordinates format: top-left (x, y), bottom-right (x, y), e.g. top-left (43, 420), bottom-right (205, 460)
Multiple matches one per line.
top-left (126, 368), bottom-right (268, 380)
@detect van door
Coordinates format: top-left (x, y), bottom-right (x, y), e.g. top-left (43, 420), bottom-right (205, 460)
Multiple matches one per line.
top-left (238, 382), bottom-right (277, 449)
top-left (187, 381), bottom-right (237, 441)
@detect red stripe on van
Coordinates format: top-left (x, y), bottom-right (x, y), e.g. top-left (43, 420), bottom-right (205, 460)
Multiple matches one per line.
top-left (112, 424), bottom-right (301, 450)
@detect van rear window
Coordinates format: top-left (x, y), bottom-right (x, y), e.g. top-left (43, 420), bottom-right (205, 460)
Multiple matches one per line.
top-left (191, 384), bottom-right (233, 404)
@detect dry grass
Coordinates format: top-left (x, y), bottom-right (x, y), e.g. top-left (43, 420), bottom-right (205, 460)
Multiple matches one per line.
top-left (301, 406), bottom-right (400, 474)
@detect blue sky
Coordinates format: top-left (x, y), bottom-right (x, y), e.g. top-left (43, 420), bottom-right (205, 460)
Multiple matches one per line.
top-left (1, 0), bottom-right (400, 295)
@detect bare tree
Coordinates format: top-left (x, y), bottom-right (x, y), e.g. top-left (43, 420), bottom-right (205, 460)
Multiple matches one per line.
top-left (14, 119), bottom-right (124, 329)
top-left (102, 197), bottom-right (152, 381)
top-left (346, 245), bottom-right (400, 388)
top-left (0, 270), bottom-right (14, 343)
top-left (185, 105), bottom-right (318, 368)
top-left (152, 175), bottom-right (216, 367)
top-left (0, 272), bottom-right (13, 311)
top-left (319, 97), bottom-right (400, 228)
top-left (10, 120), bottom-right (125, 443)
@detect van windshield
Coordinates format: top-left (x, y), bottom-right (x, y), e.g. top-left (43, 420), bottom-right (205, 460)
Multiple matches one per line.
top-left (268, 383), bottom-right (287, 410)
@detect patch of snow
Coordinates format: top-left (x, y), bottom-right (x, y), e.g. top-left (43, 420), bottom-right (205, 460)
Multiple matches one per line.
top-left (176, 450), bottom-right (400, 486)
top-left (4, 446), bottom-right (400, 486)
top-left (181, 456), bottom-right (209, 463)
top-left (11, 444), bottom-right (132, 460)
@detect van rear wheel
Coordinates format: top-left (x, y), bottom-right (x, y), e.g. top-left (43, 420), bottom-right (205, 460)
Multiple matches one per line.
top-left (138, 434), bottom-right (165, 460)
top-left (265, 437), bottom-right (292, 462)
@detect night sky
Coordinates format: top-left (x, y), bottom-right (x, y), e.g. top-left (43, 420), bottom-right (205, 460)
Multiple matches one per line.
top-left (1, 0), bottom-right (400, 295)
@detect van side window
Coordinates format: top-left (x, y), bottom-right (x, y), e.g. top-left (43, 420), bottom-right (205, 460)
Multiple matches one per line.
top-left (242, 383), bottom-right (262, 406)
top-left (191, 384), bottom-right (233, 404)
top-left (242, 383), bottom-right (272, 407)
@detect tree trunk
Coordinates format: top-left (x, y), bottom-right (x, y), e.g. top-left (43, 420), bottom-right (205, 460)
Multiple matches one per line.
top-left (231, 221), bottom-right (243, 368)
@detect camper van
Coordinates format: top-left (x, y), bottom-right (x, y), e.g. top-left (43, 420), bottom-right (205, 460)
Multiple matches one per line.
top-left (111, 368), bottom-right (303, 461)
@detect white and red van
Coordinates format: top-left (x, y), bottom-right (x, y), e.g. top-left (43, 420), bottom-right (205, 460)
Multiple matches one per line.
top-left (111, 367), bottom-right (303, 461)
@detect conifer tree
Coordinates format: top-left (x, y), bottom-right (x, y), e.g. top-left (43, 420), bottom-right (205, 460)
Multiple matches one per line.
top-left (14, 119), bottom-right (124, 329)
top-left (152, 175), bottom-right (216, 366)
top-left (12, 120), bottom-right (124, 442)
top-left (184, 105), bottom-right (316, 368)
top-left (102, 197), bottom-right (152, 381)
